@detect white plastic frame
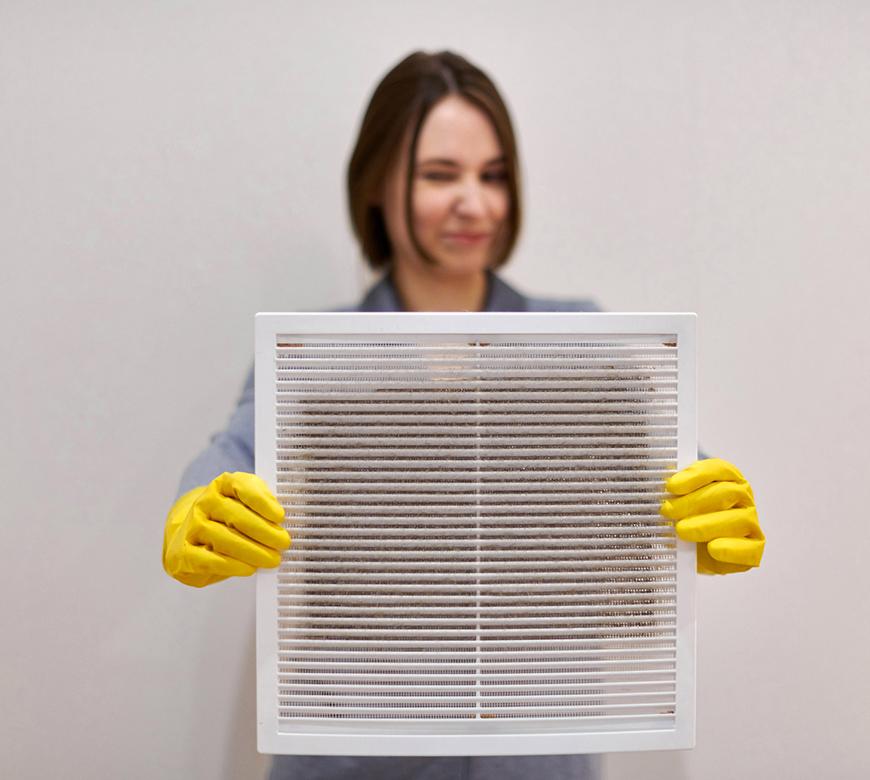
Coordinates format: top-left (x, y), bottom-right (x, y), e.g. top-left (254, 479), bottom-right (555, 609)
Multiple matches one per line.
top-left (255, 312), bottom-right (697, 756)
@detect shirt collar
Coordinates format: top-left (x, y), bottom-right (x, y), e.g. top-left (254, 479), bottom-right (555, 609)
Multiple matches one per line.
top-left (356, 270), bottom-right (528, 313)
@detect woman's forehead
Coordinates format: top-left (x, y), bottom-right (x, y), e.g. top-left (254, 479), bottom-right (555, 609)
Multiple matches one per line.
top-left (416, 95), bottom-right (503, 163)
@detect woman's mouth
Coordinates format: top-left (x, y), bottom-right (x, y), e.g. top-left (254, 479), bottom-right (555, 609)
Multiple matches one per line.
top-left (442, 232), bottom-right (492, 246)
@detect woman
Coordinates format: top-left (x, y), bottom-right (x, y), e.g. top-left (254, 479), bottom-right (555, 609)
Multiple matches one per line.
top-left (163, 50), bottom-right (765, 779)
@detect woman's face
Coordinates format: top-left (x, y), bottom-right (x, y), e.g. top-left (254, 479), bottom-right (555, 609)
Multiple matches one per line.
top-left (381, 94), bottom-right (510, 278)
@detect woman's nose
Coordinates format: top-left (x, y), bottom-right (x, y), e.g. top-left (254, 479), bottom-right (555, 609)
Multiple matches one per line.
top-left (454, 180), bottom-right (488, 217)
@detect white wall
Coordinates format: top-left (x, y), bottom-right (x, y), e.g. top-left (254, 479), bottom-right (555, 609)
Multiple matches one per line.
top-left (2, 1), bottom-right (868, 778)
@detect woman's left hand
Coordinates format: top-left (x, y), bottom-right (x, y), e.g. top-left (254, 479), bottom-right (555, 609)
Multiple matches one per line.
top-left (660, 458), bottom-right (766, 575)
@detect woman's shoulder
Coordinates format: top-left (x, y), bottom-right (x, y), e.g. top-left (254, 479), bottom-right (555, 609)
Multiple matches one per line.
top-left (489, 274), bottom-right (602, 313)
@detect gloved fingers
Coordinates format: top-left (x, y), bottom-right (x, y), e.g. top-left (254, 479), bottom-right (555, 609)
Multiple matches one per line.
top-left (696, 543), bottom-right (752, 575)
top-left (214, 472), bottom-right (286, 525)
top-left (665, 458), bottom-right (746, 497)
top-left (180, 544), bottom-right (257, 579)
top-left (673, 506), bottom-right (762, 543)
top-left (199, 491), bottom-right (291, 551)
top-left (661, 480), bottom-right (754, 521)
top-left (193, 520), bottom-right (284, 569)
top-left (707, 536), bottom-right (765, 567)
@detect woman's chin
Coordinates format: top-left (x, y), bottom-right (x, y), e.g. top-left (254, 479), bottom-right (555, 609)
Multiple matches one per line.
top-left (428, 250), bottom-right (493, 279)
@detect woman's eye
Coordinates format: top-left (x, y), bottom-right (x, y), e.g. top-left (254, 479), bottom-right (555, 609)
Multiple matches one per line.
top-left (482, 170), bottom-right (508, 183)
top-left (420, 171), bottom-right (456, 182)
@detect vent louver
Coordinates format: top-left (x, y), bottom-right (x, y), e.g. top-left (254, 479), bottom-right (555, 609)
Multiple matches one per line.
top-left (256, 313), bottom-right (696, 756)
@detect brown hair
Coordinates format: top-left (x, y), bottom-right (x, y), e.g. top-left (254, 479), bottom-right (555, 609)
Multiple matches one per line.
top-left (347, 50), bottom-right (522, 270)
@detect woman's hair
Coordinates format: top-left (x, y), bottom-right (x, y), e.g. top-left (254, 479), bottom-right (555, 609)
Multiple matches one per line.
top-left (347, 50), bottom-right (522, 270)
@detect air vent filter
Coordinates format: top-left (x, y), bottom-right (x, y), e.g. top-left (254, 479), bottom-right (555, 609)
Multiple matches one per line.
top-left (256, 312), bottom-right (696, 756)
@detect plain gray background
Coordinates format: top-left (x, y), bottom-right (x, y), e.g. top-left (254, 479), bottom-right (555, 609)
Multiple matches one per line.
top-left (2, 1), bottom-right (868, 777)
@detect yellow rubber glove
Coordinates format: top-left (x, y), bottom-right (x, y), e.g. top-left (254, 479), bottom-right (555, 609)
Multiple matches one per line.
top-left (660, 458), bottom-right (765, 575)
top-left (163, 472), bottom-right (290, 588)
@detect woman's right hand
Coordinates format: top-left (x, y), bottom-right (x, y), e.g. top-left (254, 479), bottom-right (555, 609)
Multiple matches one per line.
top-left (162, 472), bottom-right (290, 588)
